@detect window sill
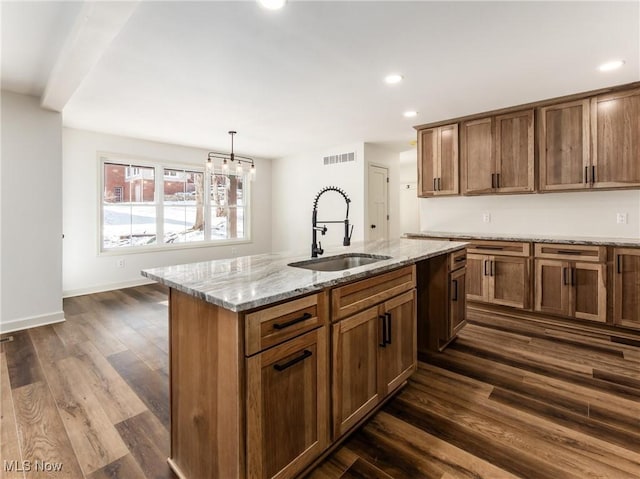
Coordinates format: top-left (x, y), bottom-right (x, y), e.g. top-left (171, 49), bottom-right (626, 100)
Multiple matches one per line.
top-left (99, 238), bottom-right (252, 256)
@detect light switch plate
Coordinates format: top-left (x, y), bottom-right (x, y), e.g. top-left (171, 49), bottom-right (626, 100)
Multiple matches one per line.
top-left (616, 213), bottom-right (628, 224)
top-left (482, 213), bottom-right (491, 223)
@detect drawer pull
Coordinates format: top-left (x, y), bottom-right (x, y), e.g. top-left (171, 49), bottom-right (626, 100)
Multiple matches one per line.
top-left (272, 312), bottom-right (312, 330)
top-left (563, 267), bottom-right (568, 286)
top-left (273, 350), bottom-right (312, 371)
top-left (476, 245), bottom-right (504, 251)
top-left (452, 279), bottom-right (458, 301)
top-left (379, 315), bottom-right (387, 347)
top-left (584, 166), bottom-right (589, 184)
top-left (617, 255), bottom-right (622, 274)
top-left (385, 312), bottom-right (392, 345)
top-left (592, 165), bottom-right (596, 184)
top-left (454, 256), bottom-right (466, 262)
top-left (555, 250), bottom-right (583, 255)
top-left (570, 267), bottom-right (575, 286)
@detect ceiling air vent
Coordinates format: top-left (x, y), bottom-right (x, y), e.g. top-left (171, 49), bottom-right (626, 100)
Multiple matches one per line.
top-left (323, 151), bottom-right (356, 166)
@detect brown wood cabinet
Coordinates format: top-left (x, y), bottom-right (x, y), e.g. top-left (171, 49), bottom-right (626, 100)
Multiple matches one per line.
top-left (331, 306), bottom-right (380, 438)
top-left (461, 110), bottom-right (534, 195)
top-left (539, 88), bottom-right (640, 192)
top-left (331, 270), bottom-right (416, 439)
top-left (534, 244), bottom-right (606, 323)
top-left (612, 248), bottom-right (640, 330)
top-left (592, 88), bottom-right (640, 189)
top-left (465, 241), bottom-right (531, 310)
top-left (246, 327), bottom-right (329, 479)
top-left (417, 249), bottom-right (467, 353)
top-left (539, 99), bottom-right (591, 191)
top-left (418, 124), bottom-right (459, 197)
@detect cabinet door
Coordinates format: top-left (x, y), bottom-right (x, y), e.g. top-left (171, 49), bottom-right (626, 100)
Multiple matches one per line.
top-left (246, 328), bottom-right (328, 479)
top-left (592, 88), bottom-right (640, 188)
top-left (495, 109), bottom-right (534, 193)
top-left (437, 124), bottom-right (459, 195)
top-left (539, 100), bottom-right (590, 191)
top-left (332, 307), bottom-right (380, 439)
top-left (378, 290), bottom-right (416, 396)
top-left (572, 262), bottom-right (606, 323)
top-left (613, 249), bottom-right (640, 329)
top-left (488, 256), bottom-right (530, 309)
top-left (466, 254), bottom-right (488, 302)
top-left (449, 267), bottom-right (467, 338)
top-left (461, 117), bottom-right (494, 195)
top-left (418, 128), bottom-right (438, 197)
top-left (535, 259), bottom-right (570, 316)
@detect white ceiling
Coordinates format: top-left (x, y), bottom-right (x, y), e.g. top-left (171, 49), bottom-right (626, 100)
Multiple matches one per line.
top-left (2, 1), bottom-right (638, 159)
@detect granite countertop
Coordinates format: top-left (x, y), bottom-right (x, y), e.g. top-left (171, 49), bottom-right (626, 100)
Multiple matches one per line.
top-left (406, 231), bottom-right (640, 247)
top-left (141, 238), bottom-right (466, 312)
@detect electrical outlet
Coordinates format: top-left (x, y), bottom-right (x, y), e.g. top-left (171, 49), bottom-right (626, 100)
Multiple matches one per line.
top-left (116, 259), bottom-right (125, 268)
top-left (482, 213), bottom-right (491, 223)
top-left (616, 213), bottom-right (628, 225)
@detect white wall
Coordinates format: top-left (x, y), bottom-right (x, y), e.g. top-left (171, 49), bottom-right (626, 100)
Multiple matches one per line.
top-left (1, 91), bottom-right (64, 332)
top-left (363, 143), bottom-right (401, 241)
top-left (398, 149), bottom-right (420, 235)
top-left (271, 142), bottom-right (365, 253)
top-left (419, 190), bottom-right (640, 238)
top-left (62, 128), bottom-right (272, 296)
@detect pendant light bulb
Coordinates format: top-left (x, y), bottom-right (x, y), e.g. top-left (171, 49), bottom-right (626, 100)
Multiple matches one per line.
top-left (236, 162), bottom-right (244, 176)
top-left (207, 158), bottom-right (213, 170)
top-left (222, 158), bottom-right (229, 173)
top-left (250, 163), bottom-right (256, 181)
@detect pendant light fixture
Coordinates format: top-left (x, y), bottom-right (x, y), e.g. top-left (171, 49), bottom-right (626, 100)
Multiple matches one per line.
top-left (207, 131), bottom-right (256, 180)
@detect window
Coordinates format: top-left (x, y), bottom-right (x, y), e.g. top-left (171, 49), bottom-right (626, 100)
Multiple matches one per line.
top-left (101, 156), bottom-right (250, 251)
top-left (103, 162), bottom-right (157, 248)
top-left (163, 169), bottom-right (204, 244)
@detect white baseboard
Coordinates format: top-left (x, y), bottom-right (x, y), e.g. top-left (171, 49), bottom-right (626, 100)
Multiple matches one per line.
top-left (0, 311), bottom-right (65, 334)
top-left (63, 277), bottom-right (155, 298)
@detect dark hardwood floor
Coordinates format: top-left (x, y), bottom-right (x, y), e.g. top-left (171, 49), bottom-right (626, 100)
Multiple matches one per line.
top-left (2, 286), bottom-right (640, 478)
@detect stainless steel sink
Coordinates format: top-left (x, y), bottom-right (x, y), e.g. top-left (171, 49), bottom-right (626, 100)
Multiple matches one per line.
top-left (288, 253), bottom-right (391, 272)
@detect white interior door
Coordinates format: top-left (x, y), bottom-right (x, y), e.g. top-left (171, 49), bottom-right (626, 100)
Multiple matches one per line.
top-left (368, 164), bottom-right (388, 241)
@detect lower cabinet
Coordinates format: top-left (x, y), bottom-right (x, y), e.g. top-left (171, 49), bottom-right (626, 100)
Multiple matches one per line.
top-left (613, 248), bottom-right (640, 330)
top-left (246, 327), bottom-right (329, 479)
top-left (467, 254), bottom-right (530, 309)
top-left (417, 250), bottom-right (467, 353)
top-left (465, 241), bottom-right (531, 310)
top-left (332, 289), bottom-right (416, 439)
top-left (534, 259), bottom-right (606, 322)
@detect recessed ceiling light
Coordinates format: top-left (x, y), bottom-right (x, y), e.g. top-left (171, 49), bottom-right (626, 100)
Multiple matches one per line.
top-left (384, 74), bottom-right (403, 85)
top-left (258, 0), bottom-right (286, 10)
top-left (403, 111), bottom-right (418, 118)
top-left (598, 60), bottom-right (625, 72)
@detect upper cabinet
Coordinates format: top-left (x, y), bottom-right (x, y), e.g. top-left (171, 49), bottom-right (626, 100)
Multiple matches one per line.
top-left (418, 124), bottom-right (458, 197)
top-left (461, 110), bottom-right (534, 195)
top-left (591, 88), bottom-right (640, 189)
top-left (539, 99), bottom-right (591, 191)
top-left (416, 81), bottom-right (640, 198)
top-left (539, 88), bottom-right (640, 192)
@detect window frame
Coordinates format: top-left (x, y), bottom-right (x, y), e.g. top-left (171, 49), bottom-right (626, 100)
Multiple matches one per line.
top-left (98, 152), bottom-right (252, 255)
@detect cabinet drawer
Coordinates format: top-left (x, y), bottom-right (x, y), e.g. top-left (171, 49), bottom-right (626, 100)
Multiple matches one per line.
top-left (331, 266), bottom-right (416, 321)
top-left (245, 293), bottom-right (327, 356)
top-left (449, 249), bottom-right (467, 271)
top-left (466, 240), bottom-right (530, 257)
top-left (534, 243), bottom-right (606, 263)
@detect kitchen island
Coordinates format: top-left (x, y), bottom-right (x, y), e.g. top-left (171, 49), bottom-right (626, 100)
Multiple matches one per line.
top-left (142, 238), bottom-right (466, 479)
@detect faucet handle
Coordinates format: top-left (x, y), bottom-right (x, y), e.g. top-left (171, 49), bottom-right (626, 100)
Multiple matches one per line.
top-left (318, 242), bottom-right (324, 255)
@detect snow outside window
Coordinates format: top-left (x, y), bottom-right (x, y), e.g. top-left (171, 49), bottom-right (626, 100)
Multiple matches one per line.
top-left (100, 157), bottom-right (250, 251)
